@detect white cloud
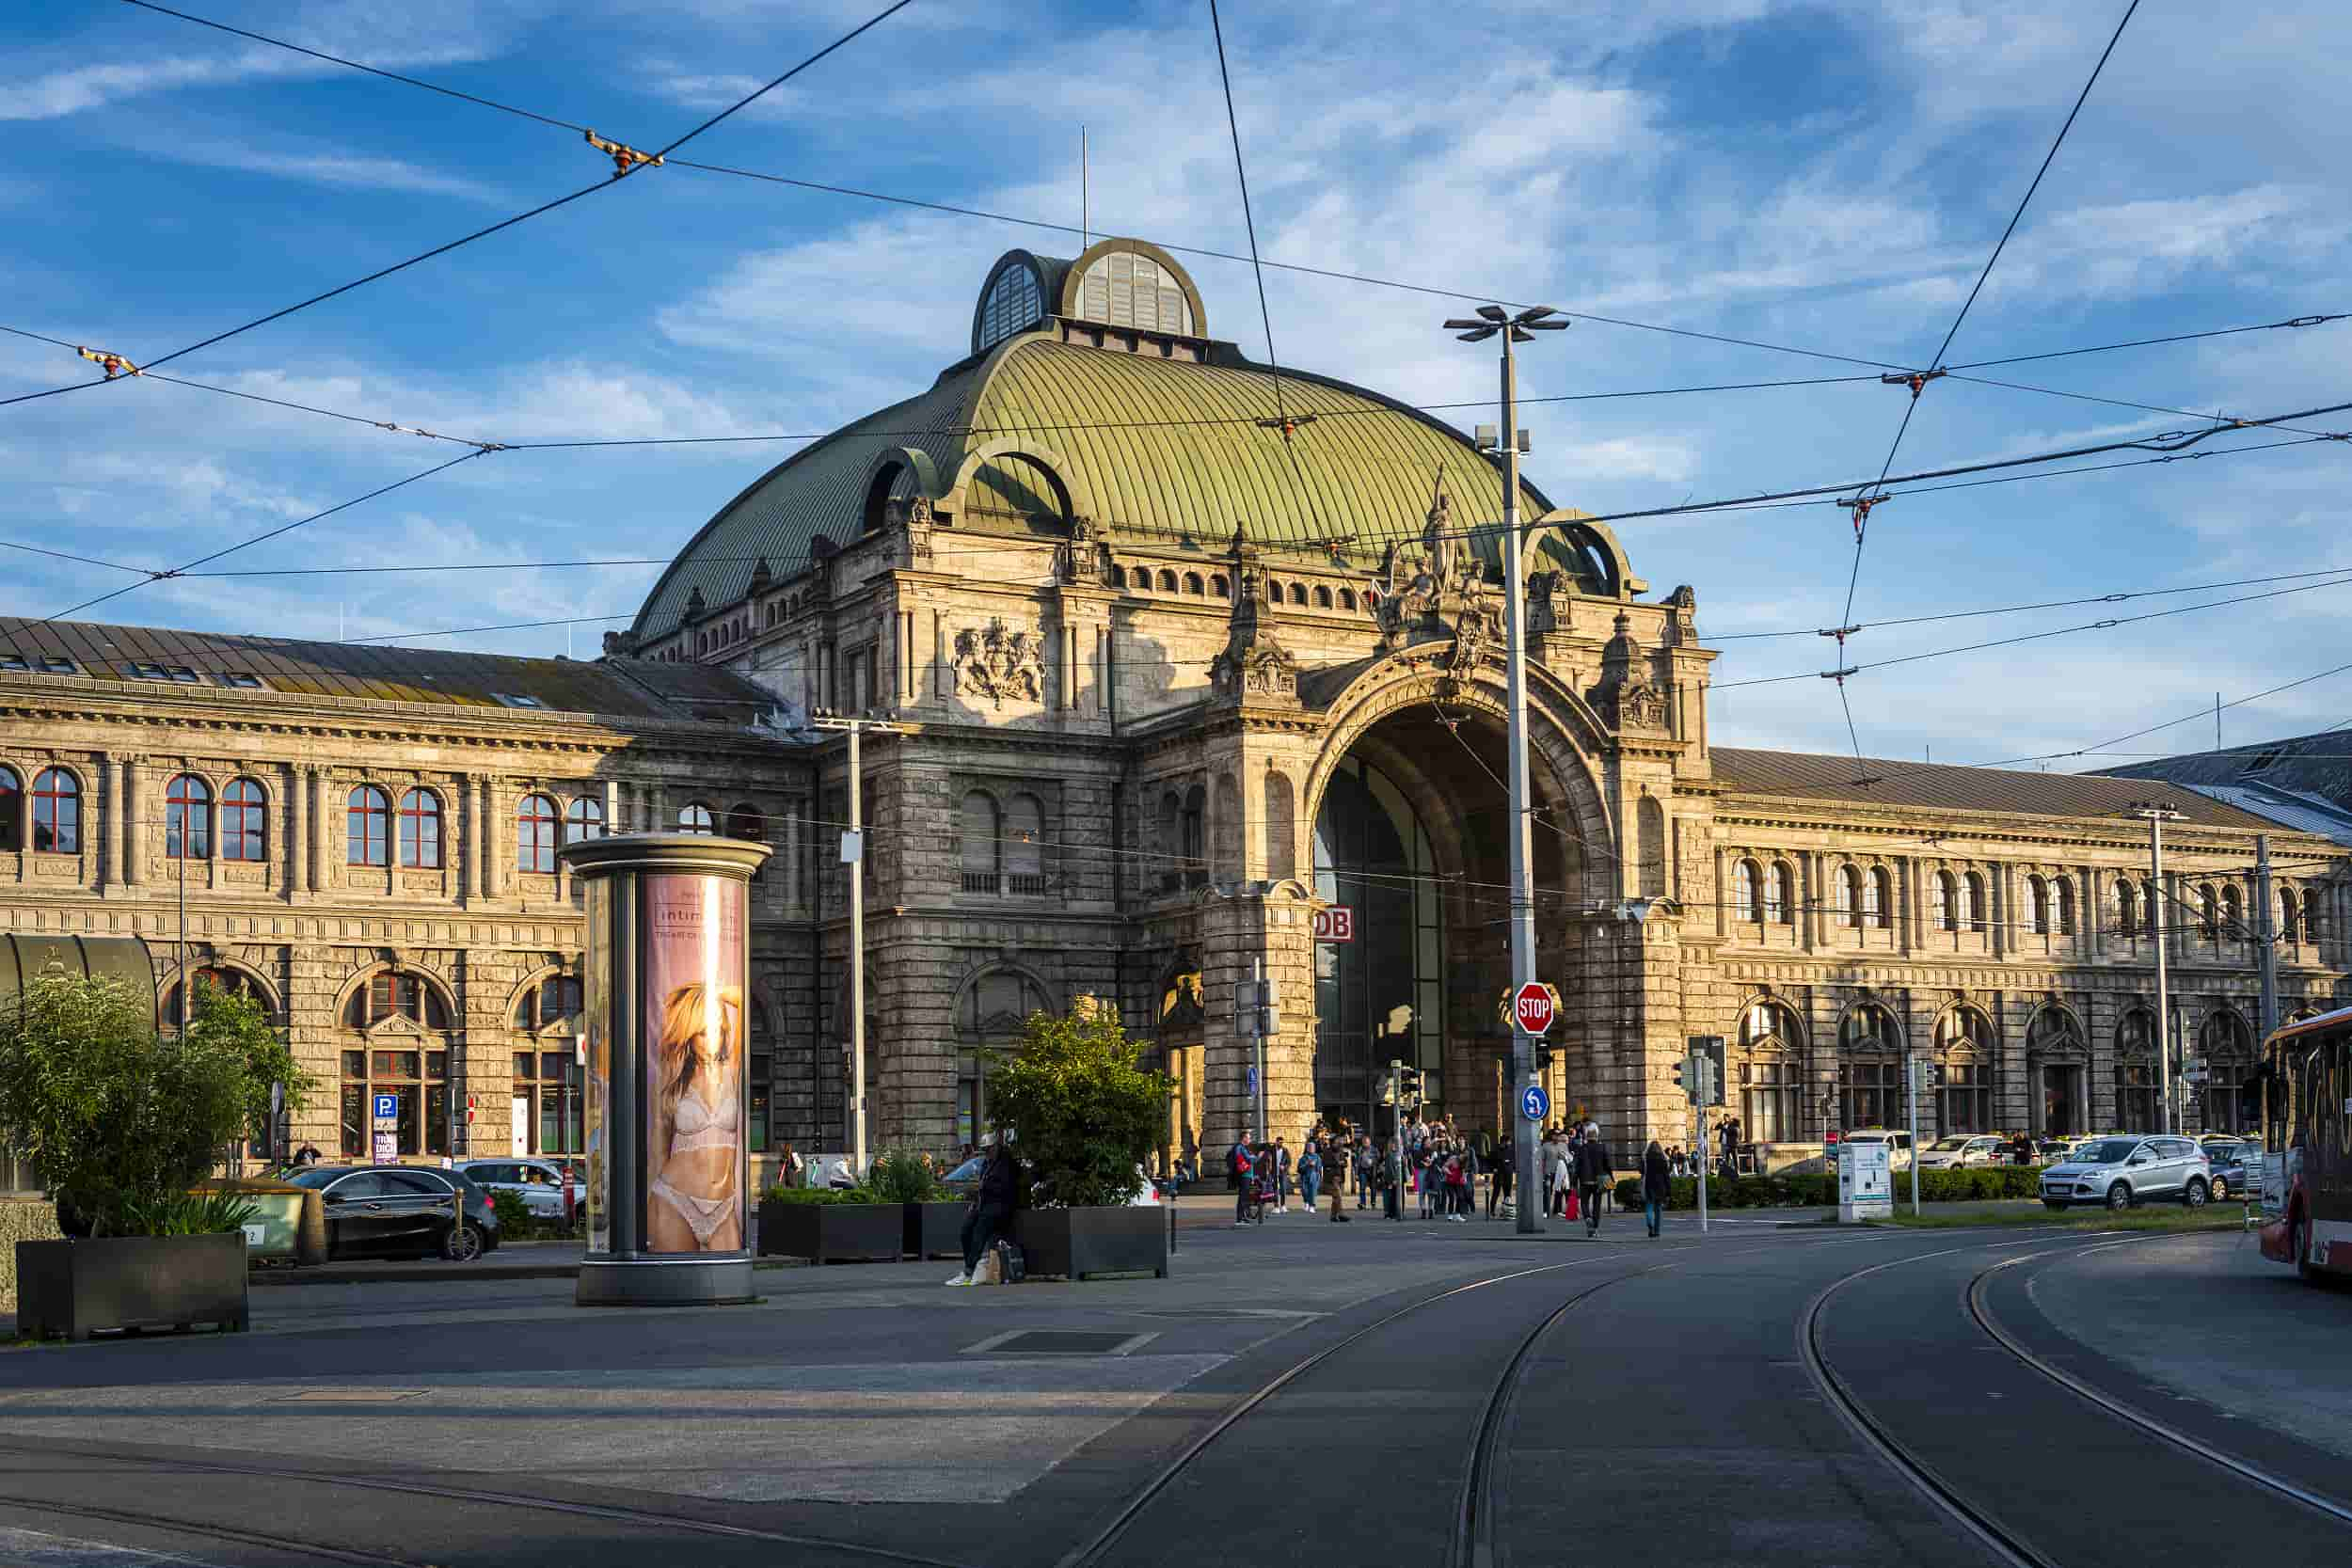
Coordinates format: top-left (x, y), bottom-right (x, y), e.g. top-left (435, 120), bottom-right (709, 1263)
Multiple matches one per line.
top-left (130, 139), bottom-right (505, 201)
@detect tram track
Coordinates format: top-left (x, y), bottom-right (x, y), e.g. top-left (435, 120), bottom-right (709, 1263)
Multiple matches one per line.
top-left (1800, 1229), bottom-right (2352, 1568)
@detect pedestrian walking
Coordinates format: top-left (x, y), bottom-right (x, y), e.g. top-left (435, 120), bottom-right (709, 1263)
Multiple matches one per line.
top-left (947, 1134), bottom-right (1018, 1287)
top-left (1231, 1138), bottom-right (1256, 1225)
top-left (1574, 1121), bottom-right (1614, 1238)
top-left (1443, 1151), bottom-right (1468, 1222)
top-left (1641, 1139), bottom-right (1671, 1238)
top-left (1297, 1140), bottom-right (1323, 1212)
top-left (1488, 1139), bottom-right (1513, 1218)
top-left (1354, 1138), bottom-right (1374, 1208)
top-left (1274, 1137), bottom-right (1293, 1213)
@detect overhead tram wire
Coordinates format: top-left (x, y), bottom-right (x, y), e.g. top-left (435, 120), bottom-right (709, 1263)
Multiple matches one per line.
top-left (1703, 563), bottom-right (2352, 641)
top-left (47, 1), bottom-right (919, 388)
top-left (1828, 0), bottom-right (2139, 776)
top-left (1971, 656), bottom-right (2352, 769)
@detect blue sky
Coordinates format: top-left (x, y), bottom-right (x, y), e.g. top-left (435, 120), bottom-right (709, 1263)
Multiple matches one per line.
top-left (3, 0), bottom-right (2347, 768)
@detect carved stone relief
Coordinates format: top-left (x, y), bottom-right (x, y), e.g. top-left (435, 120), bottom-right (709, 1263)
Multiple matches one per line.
top-left (952, 618), bottom-right (1044, 707)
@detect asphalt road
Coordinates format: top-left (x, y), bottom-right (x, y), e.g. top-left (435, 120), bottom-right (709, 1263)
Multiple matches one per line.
top-left (0, 1213), bottom-right (2340, 1568)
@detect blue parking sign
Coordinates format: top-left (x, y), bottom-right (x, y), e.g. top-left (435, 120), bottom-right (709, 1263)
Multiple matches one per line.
top-left (372, 1093), bottom-right (398, 1122)
top-left (1519, 1084), bottom-right (1550, 1123)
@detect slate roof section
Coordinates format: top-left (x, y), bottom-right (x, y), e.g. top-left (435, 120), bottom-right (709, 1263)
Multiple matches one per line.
top-left (1712, 748), bottom-right (2280, 831)
top-left (0, 617), bottom-right (775, 723)
top-left (629, 324), bottom-right (1592, 644)
top-left (2160, 784), bottom-right (2352, 847)
top-left (2093, 728), bottom-right (2352, 820)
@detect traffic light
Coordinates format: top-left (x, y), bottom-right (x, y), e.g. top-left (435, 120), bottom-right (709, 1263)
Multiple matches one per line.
top-left (1397, 1067), bottom-right (1423, 1104)
top-left (1694, 1036), bottom-right (1727, 1108)
top-left (1673, 1056), bottom-right (1689, 1098)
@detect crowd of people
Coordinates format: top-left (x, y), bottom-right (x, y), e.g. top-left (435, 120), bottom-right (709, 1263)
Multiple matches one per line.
top-left (1219, 1115), bottom-right (1680, 1239)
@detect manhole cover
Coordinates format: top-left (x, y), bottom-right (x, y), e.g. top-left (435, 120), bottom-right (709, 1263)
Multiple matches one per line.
top-left (962, 1330), bottom-right (1156, 1356)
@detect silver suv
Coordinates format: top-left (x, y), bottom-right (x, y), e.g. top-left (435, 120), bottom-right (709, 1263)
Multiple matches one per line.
top-left (2040, 1135), bottom-right (2210, 1212)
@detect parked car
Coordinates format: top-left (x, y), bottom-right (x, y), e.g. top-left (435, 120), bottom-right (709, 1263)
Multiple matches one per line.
top-left (453, 1158), bottom-right (576, 1224)
top-left (1917, 1134), bottom-right (2007, 1170)
top-left (2039, 1135), bottom-right (2210, 1212)
top-left (2202, 1139), bottom-right (2263, 1200)
top-left (1838, 1129), bottom-right (1914, 1171)
top-left (287, 1164), bottom-right (501, 1260)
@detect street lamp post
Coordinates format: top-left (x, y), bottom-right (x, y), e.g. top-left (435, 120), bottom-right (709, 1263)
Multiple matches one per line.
top-left (1444, 305), bottom-right (1567, 1235)
top-left (812, 707), bottom-right (912, 1178)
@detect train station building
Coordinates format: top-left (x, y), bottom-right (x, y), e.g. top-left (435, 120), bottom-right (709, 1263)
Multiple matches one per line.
top-left (3, 239), bottom-right (2345, 1176)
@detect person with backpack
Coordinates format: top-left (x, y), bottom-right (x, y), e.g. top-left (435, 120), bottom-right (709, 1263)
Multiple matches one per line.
top-left (1574, 1121), bottom-right (1614, 1238)
top-left (1232, 1138), bottom-right (1257, 1225)
top-left (947, 1134), bottom-right (1019, 1287)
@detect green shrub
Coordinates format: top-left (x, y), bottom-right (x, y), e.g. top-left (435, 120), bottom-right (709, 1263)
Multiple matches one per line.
top-left (760, 1183), bottom-right (880, 1205)
top-left (1609, 1164), bottom-right (2047, 1211)
top-left (983, 1002), bottom-right (1171, 1209)
top-left (119, 1189), bottom-right (261, 1237)
top-left (488, 1189), bottom-right (532, 1234)
top-left (865, 1149), bottom-right (945, 1204)
top-left (0, 970), bottom-right (309, 1238)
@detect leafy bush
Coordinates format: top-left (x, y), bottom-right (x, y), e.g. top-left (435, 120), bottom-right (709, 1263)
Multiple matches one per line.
top-left (760, 1183), bottom-right (879, 1205)
top-left (865, 1149), bottom-right (945, 1204)
top-left (0, 970), bottom-right (310, 1238)
top-left (1613, 1164), bottom-right (2046, 1211)
top-left (488, 1189), bottom-right (532, 1234)
top-left (120, 1190), bottom-right (261, 1237)
top-left (982, 1002), bottom-right (1171, 1209)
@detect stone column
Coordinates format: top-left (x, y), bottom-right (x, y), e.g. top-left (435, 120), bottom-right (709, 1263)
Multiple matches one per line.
top-left (1899, 857), bottom-right (1919, 955)
top-left (477, 775), bottom-right (499, 899)
top-left (1712, 847), bottom-right (1729, 940)
top-left (1992, 863), bottom-right (2010, 958)
top-left (603, 778), bottom-right (621, 836)
top-left (121, 760), bottom-right (142, 886)
top-left (2085, 867), bottom-right (2103, 959)
top-left (102, 754), bottom-right (124, 892)
top-left (1801, 853), bottom-right (1820, 953)
top-left (287, 762), bottom-right (306, 900)
top-left (308, 768), bottom-right (326, 893)
top-left (465, 772), bottom-right (485, 902)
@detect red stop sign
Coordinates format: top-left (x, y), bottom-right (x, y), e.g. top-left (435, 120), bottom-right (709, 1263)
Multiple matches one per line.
top-left (1513, 982), bottom-right (1555, 1036)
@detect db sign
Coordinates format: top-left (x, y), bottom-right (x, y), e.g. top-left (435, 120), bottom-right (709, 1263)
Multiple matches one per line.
top-left (1513, 981), bottom-right (1556, 1036)
top-left (1312, 906), bottom-right (1355, 942)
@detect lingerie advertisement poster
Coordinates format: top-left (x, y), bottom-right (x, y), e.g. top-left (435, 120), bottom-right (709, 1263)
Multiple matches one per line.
top-left (643, 873), bottom-right (747, 1253)
top-left (580, 877), bottom-right (612, 1257)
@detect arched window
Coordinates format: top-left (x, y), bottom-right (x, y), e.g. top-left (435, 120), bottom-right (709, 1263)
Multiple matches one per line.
top-left (1933, 1006), bottom-right (1997, 1132)
top-left (1108, 563), bottom-right (1128, 589)
top-left (676, 802), bottom-right (714, 835)
top-left (1182, 572), bottom-right (1203, 595)
top-left (1288, 582), bottom-right (1308, 606)
top-left (2026, 875), bottom-right (2049, 935)
top-left (2279, 888), bottom-right (2298, 943)
top-left (1963, 871), bottom-right (1987, 932)
top-left (0, 766), bottom-right (17, 853)
top-left (1313, 585), bottom-right (1333, 609)
top-left (2197, 883), bottom-right (2218, 940)
top-left (512, 794), bottom-right (556, 874)
top-left (30, 768), bottom-right (79, 853)
top-left (1212, 573), bottom-right (1231, 598)
top-left (961, 790), bottom-right (1000, 894)
top-left (1867, 866), bottom-right (1892, 929)
top-left (726, 803), bottom-right (765, 844)
top-left (1838, 1003), bottom-right (1903, 1129)
top-left (163, 965), bottom-right (270, 1027)
top-left (2303, 889), bottom-right (2322, 944)
top-left (1263, 771), bottom-right (1295, 880)
top-left (346, 785), bottom-right (390, 866)
top-left (955, 967), bottom-right (1054, 1148)
top-left (1733, 859), bottom-right (1759, 924)
top-left (345, 971), bottom-right (453, 1030)
top-left (1768, 862), bottom-right (1795, 926)
top-left (1157, 569), bottom-right (1178, 593)
top-left (1739, 998), bottom-right (1804, 1140)
top-left (2054, 877), bottom-right (2075, 936)
top-left (564, 797), bottom-right (603, 843)
top-left (221, 778), bottom-right (266, 863)
top-left (1006, 794), bottom-right (1045, 895)
top-left (166, 773), bottom-right (212, 860)
top-left (2219, 884), bottom-right (2244, 940)
top-left (1338, 588), bottom-right (1357, 610)
top-left (1932, 871), bottom-right (1955, 931)
top-left (2115, 879), bottom-right (2137, 939)
top-left (514, 974), bottom-right (581, 1031)
top-left (2199, 1010), bottom-right (2257, 1132)
top-left (397, 788), bottom-right (443, 868)
top-left (1835, 864), bottom-right (1860, 928)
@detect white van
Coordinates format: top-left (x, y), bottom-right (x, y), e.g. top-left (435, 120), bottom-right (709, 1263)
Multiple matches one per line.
top-left (1837, 1129), bottom-right (1914, 1172)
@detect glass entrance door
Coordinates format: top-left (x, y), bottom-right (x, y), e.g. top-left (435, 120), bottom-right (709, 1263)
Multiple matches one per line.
top-left (1313, 757), bottom-right (1443, 1128)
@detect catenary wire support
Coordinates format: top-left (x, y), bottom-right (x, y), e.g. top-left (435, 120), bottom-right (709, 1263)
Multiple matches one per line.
top-left (585, 130), bottom-right (664, 178)
top-left (1880, 368), bottom-right (1945, 400)
top-left (76, 346), bottom-right (142, 379)
top-left (1836, 491), bottom-right (1888, 542)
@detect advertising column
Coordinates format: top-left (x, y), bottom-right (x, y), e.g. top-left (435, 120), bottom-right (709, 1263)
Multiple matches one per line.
top-left (560, 831), bottom-right (771, 1307)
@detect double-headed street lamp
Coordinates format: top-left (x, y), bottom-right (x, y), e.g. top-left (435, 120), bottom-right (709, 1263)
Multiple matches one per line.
top-left (1441, 305), bottom-right (1567, 1234)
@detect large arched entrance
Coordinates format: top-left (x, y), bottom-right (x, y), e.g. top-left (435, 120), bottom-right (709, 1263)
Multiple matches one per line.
top-left (1308, 697), bottom-right (1597, 1134)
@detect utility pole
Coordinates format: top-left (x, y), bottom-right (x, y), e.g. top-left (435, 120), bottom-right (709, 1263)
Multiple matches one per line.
top-left (811, 706), bottom-right (911, 1177)
top-left (1444, 303), bottom-right (1566, 1236)
top-left (2131, 803), bottom-right (2184, 1132)
top-left (2254, 833), bottom-right (2279, 1042)
top-left (1904, 1053), bottom-right (1922, 1217)
top-left (1249, 954), bottom-right (1269, 1145)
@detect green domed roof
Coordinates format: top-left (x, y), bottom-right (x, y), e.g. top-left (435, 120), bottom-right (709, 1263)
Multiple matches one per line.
top-left (632, 245), bottom-right (1629, 642)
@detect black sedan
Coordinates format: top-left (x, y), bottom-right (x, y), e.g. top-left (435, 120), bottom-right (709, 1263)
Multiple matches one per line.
top-left (288, 1164), bottom-right (501, 1260)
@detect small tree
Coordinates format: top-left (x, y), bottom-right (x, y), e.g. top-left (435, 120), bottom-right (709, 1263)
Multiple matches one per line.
top-left (983, 1000), bottom-right (1172, 1208)
top-left (0, 969), bottom-right (310, 1236)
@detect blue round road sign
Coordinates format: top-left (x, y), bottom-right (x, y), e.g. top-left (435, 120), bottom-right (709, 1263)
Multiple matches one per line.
top-left (1519, 1084), bottom-right (1550, 1123)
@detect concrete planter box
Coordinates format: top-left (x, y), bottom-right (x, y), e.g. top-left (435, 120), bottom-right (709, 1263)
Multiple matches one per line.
top-left (757, 1200), bottom-right (903, 1263)
top-left (1013, 1206), bottom-right (1170, 1280)
top-left (16, 1234), bottom-right (249, 1340)
top-left (906, 1201), bottom-right (964, 1260)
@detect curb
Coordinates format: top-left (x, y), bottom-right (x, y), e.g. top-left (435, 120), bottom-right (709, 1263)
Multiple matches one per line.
top-left (250, 1258), bottom-right (811, 1288)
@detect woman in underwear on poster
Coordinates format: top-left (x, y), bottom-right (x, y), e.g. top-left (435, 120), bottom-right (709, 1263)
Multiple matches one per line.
top-left (647, 981), bottom-right (744, 1252)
